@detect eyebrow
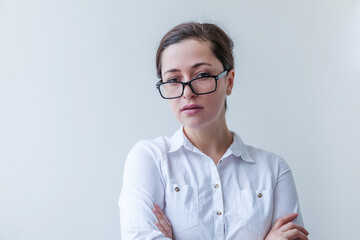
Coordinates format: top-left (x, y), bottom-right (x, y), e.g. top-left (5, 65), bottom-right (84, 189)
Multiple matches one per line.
top-left (163, 62), bottom-right (213, 75)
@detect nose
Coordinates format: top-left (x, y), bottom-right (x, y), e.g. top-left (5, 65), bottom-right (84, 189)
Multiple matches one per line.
top-left (182, 83), bottom-right (196, 99)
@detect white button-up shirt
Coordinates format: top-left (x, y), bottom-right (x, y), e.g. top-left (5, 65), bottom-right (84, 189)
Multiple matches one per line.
top-left (119, 127), bottom-right (303, 240)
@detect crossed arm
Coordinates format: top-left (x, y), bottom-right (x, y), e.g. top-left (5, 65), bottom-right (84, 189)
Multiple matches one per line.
top-left (151, 160), bottom-right (310, 240)
top-left (120, 143), bottom-right (309, 240)
top-left (153, 204), bottom-right (309, 240)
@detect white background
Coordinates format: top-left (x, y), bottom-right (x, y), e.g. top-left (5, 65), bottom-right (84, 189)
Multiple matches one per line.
top-left (0, 0), bottom-right (359, 239)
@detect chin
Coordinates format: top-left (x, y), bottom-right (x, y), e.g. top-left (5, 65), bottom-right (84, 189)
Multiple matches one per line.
top-left (179, 117), bottom-right (212, 130)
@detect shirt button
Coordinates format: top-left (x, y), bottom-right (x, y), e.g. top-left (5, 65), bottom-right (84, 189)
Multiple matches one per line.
top-left (214, 184), bottom-right (219, 189)
top-left (257, 193), bottom-right (262, 198)
top-left (175, 187), bottom-right (180, 192)
top-left (217, 211), bottom-right (222, 216)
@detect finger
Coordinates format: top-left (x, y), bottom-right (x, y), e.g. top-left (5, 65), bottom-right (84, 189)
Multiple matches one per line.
top-left (154, 204), bottom-right (172, 227)
top-left (153, 209), bottom-right (171, 235)
top-left (283, 229), bottom-right (309, 240)
top-left (271, 213), bottom-right (299, 231)
top-left (153, 205), bottom-right (172, 235)
top-left (152, 206), bottom-right (161, 221)
top-left (280, 222), bottom-right (309, 236)
top-left (155, 221), bottom-right (169, 237)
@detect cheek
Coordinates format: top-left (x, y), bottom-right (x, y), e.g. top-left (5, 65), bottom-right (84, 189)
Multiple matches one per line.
top-left (210, 88), bottom-right (227, 109)
top-left (212, 95), bottom-right (226, 112)
top-left (168, 100), bottom-right (180, 117)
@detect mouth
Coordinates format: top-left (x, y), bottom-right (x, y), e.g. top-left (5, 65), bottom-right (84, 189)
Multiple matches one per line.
top-left (181, 104), bottom-right (204, 111)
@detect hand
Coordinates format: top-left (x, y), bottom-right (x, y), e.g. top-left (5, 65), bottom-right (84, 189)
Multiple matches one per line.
top-left (265, 213), bottom-right (309, 240)
top-left (153, 203), bottom-right (173, 239)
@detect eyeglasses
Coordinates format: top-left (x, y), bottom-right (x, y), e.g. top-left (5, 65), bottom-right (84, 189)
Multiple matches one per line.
top-left (156, 70), bottom-right (229, 99)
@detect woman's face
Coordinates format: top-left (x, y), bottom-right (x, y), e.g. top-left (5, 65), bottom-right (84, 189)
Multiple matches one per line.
top-left (160, 39), bottom-right (234, 130)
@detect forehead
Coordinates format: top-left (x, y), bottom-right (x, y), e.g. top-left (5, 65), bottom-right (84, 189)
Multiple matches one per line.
top-left (161, 39), bottom-right (222, 73)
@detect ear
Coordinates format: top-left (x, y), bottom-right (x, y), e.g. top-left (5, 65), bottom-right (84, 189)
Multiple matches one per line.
top-left (226, 69), bottom-right (235, 95)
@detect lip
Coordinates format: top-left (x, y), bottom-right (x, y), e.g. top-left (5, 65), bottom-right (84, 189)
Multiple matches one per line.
top-left (180, 104), bottom-right (204, 114)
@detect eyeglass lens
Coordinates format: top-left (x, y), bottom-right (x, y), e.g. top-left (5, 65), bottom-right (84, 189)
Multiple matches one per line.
top-left (160, 77), bottom-right (216, 98)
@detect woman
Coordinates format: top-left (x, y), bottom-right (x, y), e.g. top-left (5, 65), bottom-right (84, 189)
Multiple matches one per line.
top-left (119, 22), bottom-right (309, 240)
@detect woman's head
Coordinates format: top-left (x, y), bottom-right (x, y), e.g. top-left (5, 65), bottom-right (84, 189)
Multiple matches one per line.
top-left (156, 22), bottom-right (234, 79)
top-left (156, 22), bottom-right (235, 130)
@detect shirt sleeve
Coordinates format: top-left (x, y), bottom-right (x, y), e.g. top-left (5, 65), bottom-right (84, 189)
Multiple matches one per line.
top-left (119, 141), bottom-right (171, 240)
top-left (271, 158), bottom-right (304, 227)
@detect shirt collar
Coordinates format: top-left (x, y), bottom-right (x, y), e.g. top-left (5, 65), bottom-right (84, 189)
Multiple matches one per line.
top-left (228, 131), bottom-right (255, 163)
top-left (168, 126), bottom-right (255, 163)
top-left (168, 126), bottom-right (192, 152)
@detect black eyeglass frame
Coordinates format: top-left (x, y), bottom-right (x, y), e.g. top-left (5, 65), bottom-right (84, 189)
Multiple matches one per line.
top-left (156, 70), bottom-right (230, 99)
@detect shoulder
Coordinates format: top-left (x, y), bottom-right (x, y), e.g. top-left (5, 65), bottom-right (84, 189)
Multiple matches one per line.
top-left (130, 135), bottom-right (170, 157)
top-left (126, 135), bottom-right (171, 167)
top-left (244, 143), bottom-right (291, 178)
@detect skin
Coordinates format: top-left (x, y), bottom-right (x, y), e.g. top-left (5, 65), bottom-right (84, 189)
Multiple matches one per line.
top-left (153, 39), bottom-right (309, 240)
top-left (161, 39), bottom-right (235, 164)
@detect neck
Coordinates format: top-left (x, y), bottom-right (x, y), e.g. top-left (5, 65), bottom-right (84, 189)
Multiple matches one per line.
top-left (183, 115), bottom-right (233, 164)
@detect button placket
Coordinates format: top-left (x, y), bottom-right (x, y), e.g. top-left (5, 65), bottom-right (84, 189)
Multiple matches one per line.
top-left (209, 159), bottom-right (225, 239)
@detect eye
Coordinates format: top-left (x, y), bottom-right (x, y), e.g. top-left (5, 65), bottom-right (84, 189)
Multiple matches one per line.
top-left (167, 78), bottom-right (179, 83)
top-left (197, 72), bottom-right (210, 78)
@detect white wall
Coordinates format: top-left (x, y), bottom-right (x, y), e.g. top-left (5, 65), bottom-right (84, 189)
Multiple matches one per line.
top-left (0, 0), bottom-right (359, 239)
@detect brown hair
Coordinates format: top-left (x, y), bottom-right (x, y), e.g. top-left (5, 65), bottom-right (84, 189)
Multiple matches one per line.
top-left (156, 22), bottom-right (234, 79)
